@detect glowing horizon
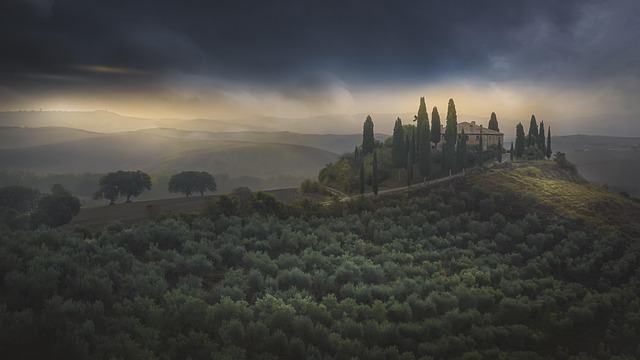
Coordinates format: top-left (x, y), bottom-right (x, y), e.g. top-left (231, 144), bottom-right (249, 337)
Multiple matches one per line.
top-left (1, 0), bottom-right (638, 136)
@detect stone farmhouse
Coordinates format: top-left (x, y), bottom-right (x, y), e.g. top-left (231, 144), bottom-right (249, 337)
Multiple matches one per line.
top-left (435, 121), bottom-right (504, 150)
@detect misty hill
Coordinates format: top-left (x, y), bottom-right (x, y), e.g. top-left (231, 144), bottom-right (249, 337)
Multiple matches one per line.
top-left (223, 112), bottom-right (640, 137)
top-left (3, 110), bottom-right (639, 137)
top-left (138, 128), bottom-right (388, 154)
top-left (0, 110), bottom-right (162, 132)
top-left (0, 110), bottom-right (409, 135)
top-left (553, 134), bottom-right (640, 150)
top-left (173, 114), bottom-right (390, 134)
top-left (0, 131), bottom-right (339, 178)
top-left (556, 113), bottom-right (640, 137)
top-left (553, 135), bottom-right (640, 195)
top-left (0, 126), bottom-right (103, 148)
top-left (0, 111), bottom-right (269, 133)
top-left (163, 117), bottom-right (274, 132)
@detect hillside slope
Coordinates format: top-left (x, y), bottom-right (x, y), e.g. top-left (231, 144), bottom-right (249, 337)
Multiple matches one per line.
top-left (4, 160), bottom-right (640, 359)
top-left (470, 160), bottom-right (640, 239)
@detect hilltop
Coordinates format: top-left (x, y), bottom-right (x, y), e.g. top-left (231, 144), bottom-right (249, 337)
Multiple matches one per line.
top-left (470, 161), bottom-right (640, 239)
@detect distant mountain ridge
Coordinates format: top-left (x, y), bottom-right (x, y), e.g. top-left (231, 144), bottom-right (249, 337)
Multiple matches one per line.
top-left (0, 110), bottom-right (159, 133)
top-left (0, 110), bottom-right (404, 135)
top-left (2, 110), bottom-right (638, 136)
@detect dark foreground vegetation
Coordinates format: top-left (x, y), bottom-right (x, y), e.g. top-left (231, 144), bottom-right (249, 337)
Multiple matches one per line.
top-left (1, 162), bottom-right (639, 359)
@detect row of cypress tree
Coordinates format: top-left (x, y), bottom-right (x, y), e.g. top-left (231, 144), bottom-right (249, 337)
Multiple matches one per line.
top-left (357, 99), bottom-right (555, 195)
top-left (397, 98), bottom-right (476, 176)
top-left (514, 115), bottom-right (551, 159)
top-left (361, 97), bottom-right (505, 193)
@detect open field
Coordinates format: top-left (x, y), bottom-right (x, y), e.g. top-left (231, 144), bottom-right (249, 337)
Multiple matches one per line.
top-left (70, 188), bottom-right (324, 227)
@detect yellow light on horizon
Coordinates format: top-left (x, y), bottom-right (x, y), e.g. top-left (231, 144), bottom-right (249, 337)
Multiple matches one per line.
top-left (72, 64), bottom-right (145, 75)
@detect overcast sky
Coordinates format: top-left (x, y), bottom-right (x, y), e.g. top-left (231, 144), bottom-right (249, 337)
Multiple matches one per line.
top-left (1, 0), bottom-right (639, 133)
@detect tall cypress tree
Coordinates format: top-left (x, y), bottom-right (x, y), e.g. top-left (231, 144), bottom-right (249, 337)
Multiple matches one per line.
top-left (488, 112), bottom-right (499, 132)
top-left (538, 121), bottom-right (546, 156)
top-left (391, 118), bottom-right (406, 169)
top-left (405, 133), bottom-right (410, 169)
top-left (443, 99), bottom-right (458, 172)
top-left (497, 138), bottom-right (503, 163)
top-left (415, 97), bottom-right (428, 150)
top-left (418, 114), bottom-right (431, 180)
top-left (354, 146), bottom-right (360, 164)
top-left (479, 126), bottom-right (484, 166)
top-left (510, 142), bottom-right (514, 161)
top-left (359, 160), bottom-right (365, 194)
top-left (411, 127), bottom-right (417, 164)
top-left (457, 129), bottom-right (467, 170)
top-left (372, 151), bottom-right (379, 195)
top-left (431, 107), bottom-right (441, 148)
top-left (362, 115), bottom-right (375, 156)
top-left (527, 115), bottom-right (538, 148)
top-left (416, 97), bottom-right (428, 122)
top-left (442, 144), bottom-right (446, 171)
top-left (546, 127), bottom-right (552, 159)
top-left (407, 142), bottom-right (414, 187)
top-left (515, 122), bottom-right (526, 158)
top-left (416, 119), bottom-right (422, 159)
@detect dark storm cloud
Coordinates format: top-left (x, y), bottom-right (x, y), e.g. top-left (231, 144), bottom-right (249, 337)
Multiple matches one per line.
top-left (0, 0), bottom-right (636, 94)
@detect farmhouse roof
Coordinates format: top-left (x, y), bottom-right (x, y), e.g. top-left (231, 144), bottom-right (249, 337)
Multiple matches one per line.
top-left (457, 121), bottom-right (503, 135)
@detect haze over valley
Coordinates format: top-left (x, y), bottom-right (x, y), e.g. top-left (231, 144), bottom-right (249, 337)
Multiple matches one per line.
top-left (1, 110), bottom-right (638, 198)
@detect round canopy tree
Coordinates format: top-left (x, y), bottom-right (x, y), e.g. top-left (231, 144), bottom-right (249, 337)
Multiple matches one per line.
top-left (93, 170), bottom-right (152, 204)
top-left (168, 171), bottom-right (217, 197)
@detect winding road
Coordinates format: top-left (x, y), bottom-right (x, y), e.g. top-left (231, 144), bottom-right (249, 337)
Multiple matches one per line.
top-left (323, 161), bottom-right (502, 204)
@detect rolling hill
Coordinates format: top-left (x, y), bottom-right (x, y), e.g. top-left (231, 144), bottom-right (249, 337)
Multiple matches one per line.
top-left (2, 110), bottom-right (637, 196)
top-left (0, 126), bottom-right (103, 149)
top-left (0, 110), bottom-right (160, 132)
top-left (176, 113), bottom-right (412, 134)
top-left (0, 110), bottom-right (413, 135)
top-left (137, 128), bottom-right (388, 154)
top-left (0, 130), bottom-right (340, 178)
top-left (0, 110), bottom-right (270, 133)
